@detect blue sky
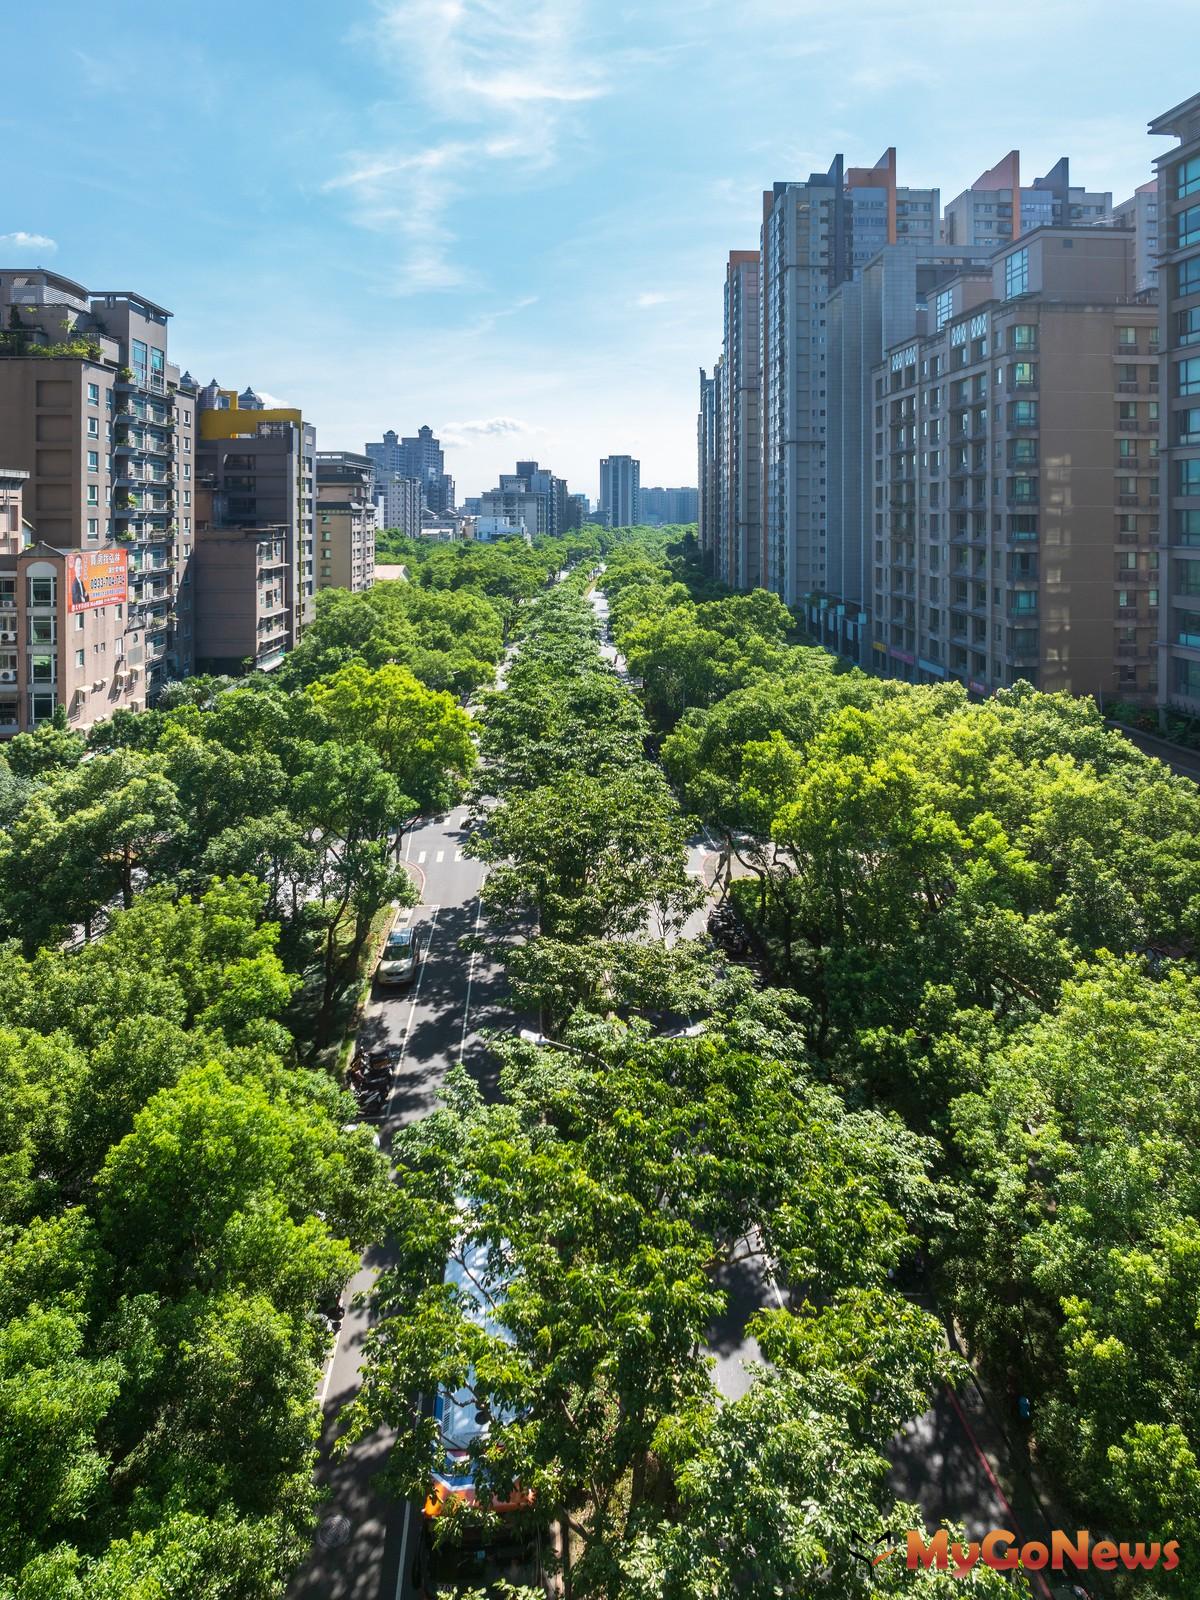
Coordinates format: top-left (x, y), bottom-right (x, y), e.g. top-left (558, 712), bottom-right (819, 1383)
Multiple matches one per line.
top-left (3, 1), bottom-right (1198, 499)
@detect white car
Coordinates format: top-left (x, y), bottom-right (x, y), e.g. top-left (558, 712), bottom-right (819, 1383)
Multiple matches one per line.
top-left (376, 922), bottom-right (419, 987)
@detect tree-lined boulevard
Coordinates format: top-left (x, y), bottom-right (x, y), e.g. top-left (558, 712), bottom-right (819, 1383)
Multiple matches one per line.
top-left (3, 526), bottom-right (1199, 1599)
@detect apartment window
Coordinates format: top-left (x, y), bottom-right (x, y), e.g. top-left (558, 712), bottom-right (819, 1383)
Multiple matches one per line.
top-left (1178, 409), bottom-right (1200, 446)
top-left (74, 649), bottom-right (85, 669)
top-left (1010, 591), bottom-right (1037, 614)
top-left (1010, 323), bottom-right (1034, 349)
top-left (1010, 514), bottom-right (1038, 541)
top-left (87, 450), bottom-right (99, 472)
top-left (27, 577), bottom-right (54, 607)
top-left (28, 616), bottom-right (54, 644)
top-left (1178, 510), bottom-right (1200, 545)
top-left (1181, 459), bottom-right (1200, 496)
top-left (1011, 362), bottom-right (1037, 388)
top-left (1175, 658), bottom-right (1200, 699)
top-left (1118, 401), bottom-right (1138, 423)
top-left (87, 382), bottom-right (99, 405)
top-left (87, 416), bottom-right (99, 438)
top-left (74, 614), bottom-right (85, 632)
top-left (935, 289), bottom-right (953, 330)
top-left (1180, 359), bottom-right (1200, 397)
top-left (86, 518), bottom-right (98, 539)
top-left (1175, 609), bottom-right (1200, 648)
top-left (1117, 326), bottom-right (1138, 349)
top-left (1119, 551), bottom-right (1138, 571)
top-left (183, 490), bottom-right (191, 507)
top-left (1010, 475), bottom-right (1038, 503)
top-left (30, 653), bottom-right (53, 682)
top-left (131, 338), bottom-right (148, 382)
top-left (1118, 437), bottom-right (1139, 459)
top-left (87, 484), bottom-right (98, 505)
top-left (1011, 438), bottom-right (1038, 464)
top-left (184, 463), bottom-right (191, 479)
top-left (31, 692), bottom-right (54, 724)
top-left (1010, 400), bottom-right (1038, 427)
top-left (1178, 205), bottom-right (1200, 252)
top-left (1179, 257), bottom-right (1200, 298)
top-left (1179, 155), bottom-right (1200, 200)
top-left (1004, 248), bottom-right (1029, 299)
top-left (1177, 306), bottom-right (1200, 349)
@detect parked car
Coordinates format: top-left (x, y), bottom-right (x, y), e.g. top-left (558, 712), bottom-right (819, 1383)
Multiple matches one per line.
top-left (376, 921), bottom-right (419, 986)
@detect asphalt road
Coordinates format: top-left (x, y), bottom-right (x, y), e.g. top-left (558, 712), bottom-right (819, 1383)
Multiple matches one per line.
top-left (289, 806), bottom-right (505, 1600)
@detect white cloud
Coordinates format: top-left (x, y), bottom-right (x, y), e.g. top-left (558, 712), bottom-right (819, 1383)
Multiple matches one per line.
top-left (441, 416), bottom-right (543, 444)
top-left (635, 291), bottom-right (673, 309)
top-left (0, 232), bottom-right (57, 256)
top-left (326, 0), bottom-right (609, 291)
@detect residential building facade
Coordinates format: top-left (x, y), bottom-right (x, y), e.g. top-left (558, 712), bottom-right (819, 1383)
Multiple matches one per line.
top-left (943, 154), bottom-right (1111, 250)
top-left (0, 470), bottom-right (142, 733)
top-left (0, 269), bottom-right (196, 704)
top-left (1109, 181), bottom-right (1160, 297)
top-left (640, 486), bottom-right (701, 527)
top-left (599, 454), bottom-right (640, 529)
top-left (197, 386), bottom-right (316, 653)
top-left (192, 525), bottom-right (292, 674)
top-left (1152, 92), bottom-right (1200, 718)
top-left (719, 249), bottom-right (761, 586)
top-left (870, 228), bottom-right (1157, 702)
top-left (698, 367), bottom-right (720, 566)
top-left (316, 451), bottom-right (376, 593)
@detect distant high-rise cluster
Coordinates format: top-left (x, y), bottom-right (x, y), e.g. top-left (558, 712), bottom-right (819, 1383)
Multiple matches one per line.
top-left (366, 425), bottom-right (455, 534)
top-left (697, 116), bottom-right (1197, 710)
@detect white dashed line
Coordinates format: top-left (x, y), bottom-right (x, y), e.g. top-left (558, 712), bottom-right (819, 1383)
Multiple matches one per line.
top-left (417, 850), bottom-right (427, 864)
top-left (435, 850), bottom-right (445, 863)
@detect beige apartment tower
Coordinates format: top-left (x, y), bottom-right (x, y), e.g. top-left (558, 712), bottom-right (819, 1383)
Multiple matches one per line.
top-left (871, 227), bottom-right (1157, 702)
top-left (315, 452), bottom-right (376, 594)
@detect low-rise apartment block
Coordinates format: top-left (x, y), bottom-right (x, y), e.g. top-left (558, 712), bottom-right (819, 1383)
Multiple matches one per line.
top-left (0, 268), bottom-right (196, 707)
top-left (196, 383), bottom-right (316, 657)
top-left (316, 452), bottom-right (376, 593)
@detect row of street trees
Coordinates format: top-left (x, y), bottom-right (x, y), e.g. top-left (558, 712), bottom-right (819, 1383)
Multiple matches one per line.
top-left (602, 534), bottom-right (1200, 1594)
top-left (0, 536), bottom-right (601, 1597)
top-left (348, 564), bottom-right (1021, 1597)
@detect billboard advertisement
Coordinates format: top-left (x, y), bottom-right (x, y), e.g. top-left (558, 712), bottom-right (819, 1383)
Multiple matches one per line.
top-left (66, 548), bottom-right (129, 614)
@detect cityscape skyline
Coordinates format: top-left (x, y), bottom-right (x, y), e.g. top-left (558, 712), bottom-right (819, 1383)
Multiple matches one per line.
top-left (3, 1), bottom-right (1197, 497)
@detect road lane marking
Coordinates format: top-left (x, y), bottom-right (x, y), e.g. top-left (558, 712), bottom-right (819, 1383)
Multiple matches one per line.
top-left (417, 850), bottom-right (427, 864)
top-left (458, 874), bottom-right (487, 1063)
top-left (435, 849), bottom-right (445, 863)
top-left (455, 848), bottom-right (464, 861)
top-left (388, 904), bottom-right (440, 1111)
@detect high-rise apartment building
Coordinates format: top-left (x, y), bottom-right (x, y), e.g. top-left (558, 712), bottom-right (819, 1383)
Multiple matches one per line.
top-left (640, 487), bottom-right (700, 527)
top-left (197, 385), bottom-right (316, 654)
top-left (698, 367), bottom-right (721, 566)
top-left (943, 154), bottom-right (1111, 250)
top-left (1109, 181), bottom-right (1160, 297)
top-left (719, 251), bottom-right (762, 587)
top-left (316, 452), bottom-right (376, 594)
top-left (760, 153), bottom-right (940, 604)
top-left (0, 268), bottom-right (196, 707)
top-left (599, 455), bottom-right (640, 529)
top-left (366, 426), bottom-right (454, 518)
top-left (814, 243), bottom-right (996, 661)
top-left (871, 227), bottom-right (1157, 702)
top-left (1152, 92), bottom-right (1200, 718)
